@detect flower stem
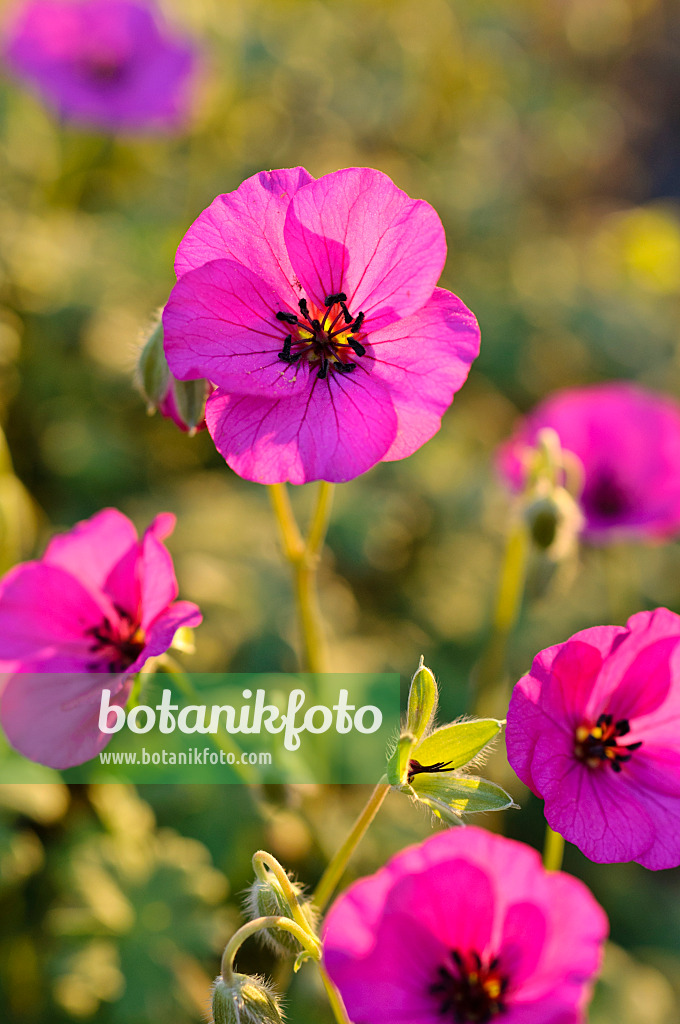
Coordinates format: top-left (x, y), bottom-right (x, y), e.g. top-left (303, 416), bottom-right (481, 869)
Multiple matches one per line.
top-left (542, 825), bottom-right (565, 872)
top-left (317, 963), bottom-right (352, 1024)
top-left (313, 779), bottom-right (390, 912)
top-left (157, 656), bottom-right (252, 783)
top-left (220, 916), bottom-right (321, 983)
top-left (474, 519), bottom-right (530, 715)
top-left (268, 481), bottom-right (335, 673)
top-left (252, 850), bottom-right (312, 934)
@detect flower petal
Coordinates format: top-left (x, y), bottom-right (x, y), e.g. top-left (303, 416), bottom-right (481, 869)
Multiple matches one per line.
top-left (205, 373), bottom-right (398, 484)
top-left (134, 601), bottom-right (202, 666)
top-left (42, 507), bottom-right (139, 598)
top-left (0, 671), bottom-right (131, 769)
top-left (174, 167), bottom-right (314, 301)
top-left (366, 288), bottom-right (480, 460)
top-left (284, 168), bottom-right (446, 331)
top-left (0, 563), bottom-right (104, 663)
top-left (163, 259), bottom-right (313, 396)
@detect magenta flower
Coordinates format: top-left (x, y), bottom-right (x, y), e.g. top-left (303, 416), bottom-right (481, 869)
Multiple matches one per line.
top-left (0, 508), bottom-right (201, 769)
top-left (3, 0), bottom-right (195, 133)
top-left (162, 166), bottom-right (480, 484)
top-left (506, 608), bottom-right (680, 869)
top-left (498, 382), bottom-right (680, 543)
top-left (323, 826), bottom-right (607, 1024)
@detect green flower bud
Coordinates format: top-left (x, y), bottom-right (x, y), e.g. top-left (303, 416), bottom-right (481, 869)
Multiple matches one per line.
top-left (524, 487), bottom-right (583, 560)
top-left (211, 974), bottom-right (284, 1024)
top-left (136, 315), bottom-right (169, 410)
top-left (406, 657), bottom-right (438, 742)
top-left (244, 874), bottom-right (317, 957)
top-left (172, 376), bottom-right (210, 435)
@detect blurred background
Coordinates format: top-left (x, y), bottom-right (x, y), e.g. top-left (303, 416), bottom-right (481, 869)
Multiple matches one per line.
top-left (0, 0), bottom-right (679, 1020)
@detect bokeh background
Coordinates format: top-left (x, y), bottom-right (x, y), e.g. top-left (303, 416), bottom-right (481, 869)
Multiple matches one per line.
top-left (0, 0), bottom-right (679, 1020)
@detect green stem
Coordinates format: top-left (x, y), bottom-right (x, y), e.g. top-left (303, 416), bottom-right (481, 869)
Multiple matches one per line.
top-left (220, 916), bottom-right (320, 983)
top-left (313, 779), bottom-right (390, 912)
top-left (157, 657), bottom-right (252, 783)
top-left (542, 825), bottom-right (565, 872)
top-left (268, 481), bottom-right (335, 673)
top-left (474, 519), bottom-right (530, 715)
top-left (317, 962), bottom-right (352, 1024)
top-left (252, 850), bottom-right (311, 934)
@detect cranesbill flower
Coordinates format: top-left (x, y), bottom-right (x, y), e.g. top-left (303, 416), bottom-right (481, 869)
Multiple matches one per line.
top-left (506, 608), bottom-right (680, 869)
top-left (0, 508), bottom-right (201, 768)
top-left (323, 826), bottom-right (607, 1024)
top-left (3, 0), bottom-right (195, 133)
top-left (163, 166), bottom-right (480, 484)
top-left (498, 382), bottom-right (680, 543)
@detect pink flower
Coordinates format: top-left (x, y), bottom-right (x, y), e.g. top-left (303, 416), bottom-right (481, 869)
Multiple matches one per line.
top-left (3, 0), bottom-right (195, 133)
top-left (0, 508), bottom-right (201, 768)
top-left (162, 166), bottom-right (480, 484)
top-left (498, 382), bottom-right (680, 543)
top-left (323, 826), bottom-right (607, 1024)
top-left (506, 608), bottom-right (680, 869)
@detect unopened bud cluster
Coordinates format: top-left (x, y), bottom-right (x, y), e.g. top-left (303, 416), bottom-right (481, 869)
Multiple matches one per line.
top-left (244, 872), bottom-right (317, 956)
top-left (211, 974), bottom-right (284, 1024)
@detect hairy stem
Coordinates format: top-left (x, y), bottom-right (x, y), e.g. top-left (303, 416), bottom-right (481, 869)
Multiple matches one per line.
top-left (268, 481), bottom-right (335, 673)
top-left (542, 825), bottom-right (566, 872)
top-left (313, 779), bottom-right (390, 912)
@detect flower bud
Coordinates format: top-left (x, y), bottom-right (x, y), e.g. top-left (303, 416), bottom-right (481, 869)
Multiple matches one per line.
top-left (137, 317), bottom-right (170, 410)
top-left (164, 376), bottom-right (211, 435)
top-left (211, 974), bottom-right (284, 1024)
top-left (406, 657), bottom-right (438, 742)
top-left (524, 486), bottom-right (583, 560)
top-left (244, 874), bottom-right (317, 956)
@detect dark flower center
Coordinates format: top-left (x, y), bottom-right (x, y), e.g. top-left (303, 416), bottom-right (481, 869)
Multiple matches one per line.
top-left (432, 950), bottom-right (509, 1023)
top-left (85, 605), bottom-right (146, 672)
top-left (574, 714), bottom-right (642, 773)
top-left (587, 472), bottom-right (631, 520)
top-left (275, 293), bottom-right (366, 379)
top-left (78, 53), bottom-right (130, 88)
top-left (407, 758), bottom-right (454, 783)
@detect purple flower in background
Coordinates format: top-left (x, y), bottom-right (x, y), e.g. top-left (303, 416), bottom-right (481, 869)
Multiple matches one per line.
top-left (0, 508), bottom-right (201, 768)
top-left (162, 166), bottom-right (480, 484)
top-left (506, 608), bottom-right (680, 869)
top-left (3, 0), bottom-right (195, 132)
top-left (498, 382), bottom-right (680, 543)
top-left (323, 826), bottom-right (607, 1024)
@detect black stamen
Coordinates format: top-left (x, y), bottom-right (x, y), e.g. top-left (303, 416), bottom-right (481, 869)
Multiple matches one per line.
top-left (347, 337), bottom-right (366, 357)
top-left (350, 311), bottom-right (365, 333)
top-left (616, 719), bottom-right (630, 735)
top-left (298, 298), bottom-right (310, 320)
top-left (278, 335), bottom-right (293, 362)
top-left (334, 361), bottom-right (356, 373)
top-left (625, 741), bottom-right (643, 751)
top-left (317, 358), bottom-right (328, 379)
top-left (276, 311), bottom-right (299, 324)
top-left (324, 292), bottom-right (347, 306)
top-left (611, 761), bottom-right (622, 773)
top-left (339, 301), bottom-right (353, 324)
top-left (311, 318), bottom-right (321, 330)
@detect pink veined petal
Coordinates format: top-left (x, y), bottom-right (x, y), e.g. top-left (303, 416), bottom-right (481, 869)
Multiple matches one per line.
top-left (138, 525), bottom-right (179, 630)
top-left (0, 671), bottom-right (131, 769)
top-left (363, 287), bottom-right (480, 461)
top-left (42, 507), bottom-right (139, 597)
top-left (174, 167), bottom-right (314, 302)
top-left (162, 258), bottom-right (311, 396)
top-left (530, 731), bottom-right (656, 863)
top-left (0, 562), bottom-right (106, 662)
top-left (284, 168), bottom-right (446, 331)
top-left (205, 373), bottom-right (398, 485)
top-left (133, 601), bottom-right (202, 667)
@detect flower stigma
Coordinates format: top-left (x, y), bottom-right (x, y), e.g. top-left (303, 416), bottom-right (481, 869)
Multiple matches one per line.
top-left (276, 293), bottom-right (366, 379)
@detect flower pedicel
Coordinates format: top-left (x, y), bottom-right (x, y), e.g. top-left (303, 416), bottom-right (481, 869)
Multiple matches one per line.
top-left (163, 166), bottom-right (480, 484)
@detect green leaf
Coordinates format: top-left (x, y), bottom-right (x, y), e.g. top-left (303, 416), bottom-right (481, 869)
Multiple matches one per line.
top-left (406, 658), bottom-right (438, 742)
top-left (386, 732), bottom-right (415, 787)
top-left (411, 773), bottom-right (514, 823)
top-left (414, 719), bottom-right (501, 770)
